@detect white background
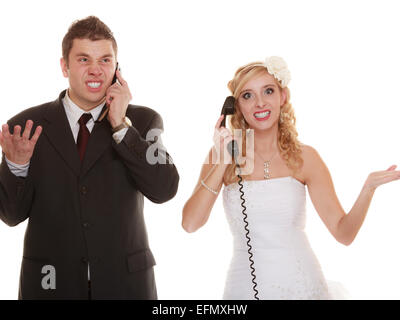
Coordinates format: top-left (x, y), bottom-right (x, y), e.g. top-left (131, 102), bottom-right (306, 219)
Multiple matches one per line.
top-left (1, 0), bottom-right (400, 300)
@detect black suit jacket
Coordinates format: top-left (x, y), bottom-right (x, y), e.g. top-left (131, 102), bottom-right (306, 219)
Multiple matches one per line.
top-left (0, 90), bottom-right (179, 299)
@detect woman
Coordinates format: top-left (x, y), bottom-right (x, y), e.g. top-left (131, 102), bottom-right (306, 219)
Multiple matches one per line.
top-left (182, 57), bottom-right (400, 299)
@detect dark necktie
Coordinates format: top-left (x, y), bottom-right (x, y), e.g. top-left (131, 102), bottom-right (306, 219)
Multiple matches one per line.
top-left (77, 113), bottom-right (92, 161)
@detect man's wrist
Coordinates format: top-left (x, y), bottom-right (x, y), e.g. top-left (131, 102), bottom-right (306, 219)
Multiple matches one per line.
top-left (5, 155), bottom-right (30, 166)
top-left (111, 117), bottom-right (132, 133)
top-left (5, 156), bottom-right (30, 178)
top-left (110, 118), bottom-right (123, 129)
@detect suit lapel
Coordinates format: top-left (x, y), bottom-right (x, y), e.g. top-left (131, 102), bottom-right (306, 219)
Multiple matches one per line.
top-left (43, 91), bottom-right (113, 178)
top-left (43, 91), bottom-right (81, 176)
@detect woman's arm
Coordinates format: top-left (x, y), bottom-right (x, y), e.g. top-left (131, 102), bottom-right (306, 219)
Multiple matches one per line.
top-left (182, 148), bottom-right (228, 233)
top-left (303, 145), bottom-right (400, 245)
top-left (182, 115), bottom-right (232, 233)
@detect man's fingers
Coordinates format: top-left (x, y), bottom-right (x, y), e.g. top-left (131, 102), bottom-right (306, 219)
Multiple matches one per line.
top-left (107, 86), bottom-right (123, 96)
top-left (105, 92), bottom-right (114, 105)
top-left (115, 69), bottom-right (127, 86)
top-left (13, 125), bottom-right (22, 139)
top-left (22, 120), bottom-right (33, 140)
top-left (30, 126), bottom-right (43, 144)
top-left (2, 124), bottom-right (10, 138)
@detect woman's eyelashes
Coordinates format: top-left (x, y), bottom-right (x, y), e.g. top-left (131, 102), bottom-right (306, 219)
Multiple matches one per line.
top-left (243, 92), bottom-right (252, 100)
top-left (241, 87), bottom-right (274, 100)
top-left (264, 87), bottom-right (274, 95)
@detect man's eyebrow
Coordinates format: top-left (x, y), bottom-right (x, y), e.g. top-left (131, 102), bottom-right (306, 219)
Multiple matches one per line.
top-left (99, 54), bottom-right (114, 58)
top-left (74, 52), bottom-right (89, 57)
top-left (73, 53), bottom-right (114, 58)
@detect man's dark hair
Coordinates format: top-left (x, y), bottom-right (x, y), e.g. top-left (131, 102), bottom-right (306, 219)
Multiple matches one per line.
top-left (62, 16), bottom-right (117, 65)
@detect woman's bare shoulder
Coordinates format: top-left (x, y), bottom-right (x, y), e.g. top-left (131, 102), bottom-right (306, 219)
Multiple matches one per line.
top-left (300, 144), bottom-right (321, 161)
top-left (298, 144), bottom-right (327, 183)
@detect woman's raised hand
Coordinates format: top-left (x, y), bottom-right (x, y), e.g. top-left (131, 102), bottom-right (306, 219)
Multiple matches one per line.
top-left (364, 165), bottom-right (400, 191)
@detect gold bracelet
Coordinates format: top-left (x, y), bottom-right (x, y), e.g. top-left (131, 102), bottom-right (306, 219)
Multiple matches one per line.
top-left (201, 180), bottom-right (218, 195)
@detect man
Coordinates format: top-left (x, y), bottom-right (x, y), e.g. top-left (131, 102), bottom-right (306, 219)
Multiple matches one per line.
top-left (0, 16), bottom-right (179, 299)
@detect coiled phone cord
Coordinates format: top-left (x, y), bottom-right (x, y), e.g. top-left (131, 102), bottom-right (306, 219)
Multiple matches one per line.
top-left (235, 162), bottom-right (259, 300)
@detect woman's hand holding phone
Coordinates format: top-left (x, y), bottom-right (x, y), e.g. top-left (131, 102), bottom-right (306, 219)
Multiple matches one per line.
top-left (213, 115), bottom-right (234, 166)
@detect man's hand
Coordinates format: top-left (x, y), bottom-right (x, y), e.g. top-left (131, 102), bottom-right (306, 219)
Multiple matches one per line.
top-left (105, 69), bottom-right (132, 128)
top-left (0, 120), bottom-right (42, 165)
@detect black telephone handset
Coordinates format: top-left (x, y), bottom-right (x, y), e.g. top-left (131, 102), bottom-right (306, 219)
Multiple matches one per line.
top-left (111, 62), bottom-right (119, 85)
top-left (220, 96), bottom-right (238, 158)
top-left (220, 96), bottom-right (260, 300)
top-left (97, 63), bottom-right (120, 122)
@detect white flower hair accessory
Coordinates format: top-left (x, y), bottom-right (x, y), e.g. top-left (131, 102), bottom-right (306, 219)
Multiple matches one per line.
top-left (263, 56), bottom-right (291, 88)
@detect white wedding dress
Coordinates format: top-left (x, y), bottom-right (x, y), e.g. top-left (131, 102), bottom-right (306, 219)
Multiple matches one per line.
top-left (222, 176), bottom-right (347, 300)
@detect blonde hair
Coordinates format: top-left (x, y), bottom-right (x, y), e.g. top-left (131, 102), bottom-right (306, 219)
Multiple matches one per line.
top-left (224, 61), bottom-right (303, 184)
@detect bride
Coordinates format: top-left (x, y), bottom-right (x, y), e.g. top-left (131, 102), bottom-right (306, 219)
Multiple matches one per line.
top-left (181, 56), bottom-right (400, 299)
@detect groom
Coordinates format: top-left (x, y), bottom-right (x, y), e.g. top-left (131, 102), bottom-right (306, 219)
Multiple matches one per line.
top-left (0, 16), bottom-right (179, 299)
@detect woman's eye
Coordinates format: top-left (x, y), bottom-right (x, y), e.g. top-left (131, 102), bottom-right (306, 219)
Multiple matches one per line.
top-left (265, 88), bottom-right (274, 95)
top-left (243, 92), bottom-right (252, 99)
